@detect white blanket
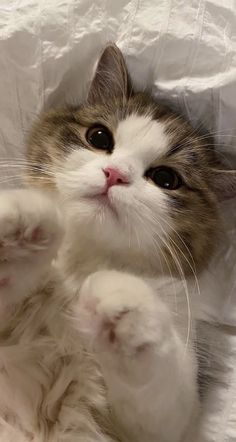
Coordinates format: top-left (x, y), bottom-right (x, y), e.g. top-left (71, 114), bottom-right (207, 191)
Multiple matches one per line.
top-left (0, 1), bottom-right (235, 440)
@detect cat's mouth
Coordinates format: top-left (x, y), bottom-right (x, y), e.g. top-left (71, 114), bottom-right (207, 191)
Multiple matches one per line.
top-left (87, 192), bottom-right (119, 219)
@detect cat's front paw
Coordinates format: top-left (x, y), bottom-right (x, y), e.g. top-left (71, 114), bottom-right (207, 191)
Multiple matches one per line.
top-left (0, 189), bottom-right (63, 308)
top-left (78, 270), bottom-right (172, 359)
top-left (0, 189), bottom-right (63, 262)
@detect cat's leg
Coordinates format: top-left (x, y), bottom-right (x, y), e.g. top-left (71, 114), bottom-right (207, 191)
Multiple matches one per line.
top-left (0, 189), bottom-right (63, 313)
top-left (77, 270), bottom-right (199, 442)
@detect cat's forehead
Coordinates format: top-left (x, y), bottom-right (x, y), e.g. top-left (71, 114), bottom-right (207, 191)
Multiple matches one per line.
top-left (115, 114), bottom-right (169, 162)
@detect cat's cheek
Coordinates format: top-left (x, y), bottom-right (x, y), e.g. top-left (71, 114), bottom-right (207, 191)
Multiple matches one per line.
top-left (55, 151), bottom-right (107, 200)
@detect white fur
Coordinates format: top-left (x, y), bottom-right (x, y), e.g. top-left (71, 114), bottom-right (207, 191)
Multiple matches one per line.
top-left (0, 115), bottom-right (200, 441)
top-left (56, 115), bottom-right (172, 255)
top-left (78, 271), bottom-right (198, 442)
top-left (0, 189), bottom-right (63, 311)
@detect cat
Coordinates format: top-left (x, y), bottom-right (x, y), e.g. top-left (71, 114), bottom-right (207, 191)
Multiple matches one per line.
top-left (0, 44), bottom-right (235, 442)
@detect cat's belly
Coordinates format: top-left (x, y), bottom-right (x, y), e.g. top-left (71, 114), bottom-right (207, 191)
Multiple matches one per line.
top-left (0, 325), bottom-right (117, 441)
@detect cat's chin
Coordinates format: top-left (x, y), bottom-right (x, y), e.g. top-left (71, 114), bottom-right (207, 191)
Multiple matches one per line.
top-left (65, 193), bottom-right (121, 232)
top-left (63, 193), bottom-right (134, 252)
top-left (88, 193), bottom-right (119, 219)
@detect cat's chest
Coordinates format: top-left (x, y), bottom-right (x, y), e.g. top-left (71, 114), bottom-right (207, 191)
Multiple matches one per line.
top-left (58, 235), bottom-right (160, 284)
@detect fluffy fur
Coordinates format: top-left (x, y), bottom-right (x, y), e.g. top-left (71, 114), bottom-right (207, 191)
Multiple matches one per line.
top-left (0, 44), bottom-right (235, 442)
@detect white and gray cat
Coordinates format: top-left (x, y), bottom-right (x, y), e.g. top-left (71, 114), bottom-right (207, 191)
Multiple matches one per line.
top-left (0, 44), bottom-right (235, 442)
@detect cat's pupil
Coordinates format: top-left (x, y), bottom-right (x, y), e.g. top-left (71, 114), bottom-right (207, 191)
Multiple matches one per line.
top-left (86, 126), bottom-right (113, 152)
top-left (146, 167), bottom-right (181, 190)
top-left (91, 130), bottom-right (109, 149)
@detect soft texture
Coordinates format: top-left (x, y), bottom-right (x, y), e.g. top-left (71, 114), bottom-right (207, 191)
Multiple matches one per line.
top-left (0, 1), bottom-right (235, 441)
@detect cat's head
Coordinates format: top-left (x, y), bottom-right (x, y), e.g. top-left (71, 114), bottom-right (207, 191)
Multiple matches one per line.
top-left (27, 44), bottom-right (236, 275)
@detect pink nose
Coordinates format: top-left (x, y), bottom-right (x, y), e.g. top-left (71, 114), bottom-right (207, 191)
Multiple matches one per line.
top-left (103, 167), bottom-right (129, 188)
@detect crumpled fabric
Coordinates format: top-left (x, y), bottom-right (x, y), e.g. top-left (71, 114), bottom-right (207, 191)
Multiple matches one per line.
top-left (0, 1), bottom-right (235, 440)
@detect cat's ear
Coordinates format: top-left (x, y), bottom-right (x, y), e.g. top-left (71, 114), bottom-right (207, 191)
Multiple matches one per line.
top-left (211, 168), bottom-right (236, 200)
top-left (87, 44), bottom-right (132, 104)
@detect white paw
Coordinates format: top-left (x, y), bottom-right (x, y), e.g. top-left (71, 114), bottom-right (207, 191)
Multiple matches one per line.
top-left (78, 270), bottom-right (172, 357)
top-left (0, 189), bottom-right (63, 305)
top-left (0, 189), bottom-right (63, 262)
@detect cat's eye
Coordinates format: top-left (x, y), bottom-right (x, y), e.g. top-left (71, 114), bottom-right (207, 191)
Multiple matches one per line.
top-left (145, 167), bottom-right (182, 190)
top-left (86, 125), bottom-right (113, 152)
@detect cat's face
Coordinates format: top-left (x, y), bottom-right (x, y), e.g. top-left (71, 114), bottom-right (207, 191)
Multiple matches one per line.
top-left (27, 45), bottom-right (236, 274)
